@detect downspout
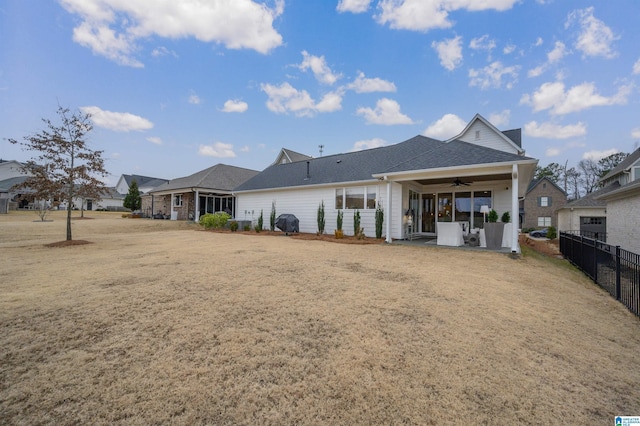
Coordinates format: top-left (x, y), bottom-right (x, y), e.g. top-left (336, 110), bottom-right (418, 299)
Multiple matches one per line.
top-left (385, 176), bottom-right (392, 244)
top-left (511, 164), bottom-right (519, 253)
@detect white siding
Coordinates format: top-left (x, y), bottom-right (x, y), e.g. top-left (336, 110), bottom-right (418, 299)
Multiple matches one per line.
top-left (456, 121), bottom-right (519, 154)
top-left (115, 176), bottom-right (130, 194)
top-left (0, 161), bottom-right (30, 181)
top-left (606, 193), bottom-right (640, 254)
top-left (237, 182), bottom-right (392, 238)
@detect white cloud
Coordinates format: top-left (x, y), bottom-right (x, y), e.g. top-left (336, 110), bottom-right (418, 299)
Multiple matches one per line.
top-left (261, 82), bottom-right (342, 117)
top-left (188, 94), bottom-right (202, 105)
top-left (503, 43), bottom-right (516, 55)
top-left (337, 0), bottom-right (372, 13)
top-left (468, 61), bottom-right (520, 90)
top-left (80, 106), bottom-right (153, 131)
top-left (356, 98), bottom-right (414, 125)
top-left (582, 149), bottom-right (618, 161)
top-left (198, 142), bottom-right (236, 158)
top-left (59, 0), bottom-right (284, 67)
top-left (298, 51), bottom-right (341, 85)
top-left (469, 34), bottom-right (496, 51)
top-left (545, 147), bottom-right (561, 157)
top-left (534, 37), bottom-right (544, 47)
top-left (432, 36), bottom-right (463, 71)
top-left (222, 99), bottom-right (249, 113)
top-left (351, 138), bottom-right (386, 151)
top-left (527, 41), bottom-right (567, 78)
top-left (375, 0), bottom-right (517, 32)
top-left (633, 58), bottom-right (640, 75)
top-left (240, 145), bottom-right (250, 152)
top-left (347, 72), bottom-right (396, 93)
top-left (489, 109), bottom-right (510, 127)
top-left (523, 121), bottom-right (587, 139)
top-left (146, 136), bottom-right (162, 145)
top-left (151, 46), bottom-right (177, 58)
top-left (423, 113), bottom-right (466, 139)
top-left (520, 81), bottom-right (632, 115)
top-left (632, 128), bottom-right (640, 139)
top-left (565, 7), bottom-right (618, 59)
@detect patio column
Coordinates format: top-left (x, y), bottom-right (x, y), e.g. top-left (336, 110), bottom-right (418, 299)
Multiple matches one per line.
top-left (385, 177), bottom-right (392, 244)
top-left (511, 164), bottom-right (519, 253)
top-left (195, 190), bottom-right (200, 222)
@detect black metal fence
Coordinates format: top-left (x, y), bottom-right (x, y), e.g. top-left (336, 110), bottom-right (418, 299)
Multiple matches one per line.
top-left (560, 229), bottom-right (607, 242)
top-left (560, 232), bottom-right (639, 317)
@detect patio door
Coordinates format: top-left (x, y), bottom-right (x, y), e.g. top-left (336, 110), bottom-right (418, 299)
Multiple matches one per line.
top-left (421, 194), bottom-right (436, 233)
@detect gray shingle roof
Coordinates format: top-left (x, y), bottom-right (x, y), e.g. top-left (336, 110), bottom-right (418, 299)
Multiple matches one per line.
top-left (124, 174), bottom-right (169, 188)
top-left (0, 176), bottom-right (30, 192)
top-left (599, 148), bottom-right (640, 182)
top-left (526, 176), bottom-right (567, 195)
top-left (150, 164), bottom-right (259, 194)
top-left (502, 129), bottom-right (522, 147)
top-left (562, 182), bottom-right (621, 208)
top-left (235, 135), bottom-right (534, 192)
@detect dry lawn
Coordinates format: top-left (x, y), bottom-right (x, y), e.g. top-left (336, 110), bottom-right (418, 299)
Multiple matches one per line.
top-left (1, 211), bottom-right (639, 425)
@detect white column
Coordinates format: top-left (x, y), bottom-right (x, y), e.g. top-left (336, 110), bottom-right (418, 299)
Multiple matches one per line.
top-left (195, 190), bottom-right (200, 222)
top-left (385, 178), bottom-right (392, 243)
top-left (511, 164), bottom-right (519, 253)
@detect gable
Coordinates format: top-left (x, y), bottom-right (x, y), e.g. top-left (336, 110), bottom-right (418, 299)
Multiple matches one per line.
top-left (448, 114), bottom-right (523, 155)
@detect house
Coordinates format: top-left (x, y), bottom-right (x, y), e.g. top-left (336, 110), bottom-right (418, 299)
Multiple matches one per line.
top-left (521, 177), bottom-right (567, 230)
top-left (594, 148), bottom-right (640, 252)
top-left (235, 114), bottom-right (538, 252)
top-left (0, 160), bottom-right (33, 211)
top-left (272, 148), bottom-right (313, 165)
top-left (115, 174), bottom-right (169, 196)
top-left (556, 183), bottom-right (618, 240)
top-left (146, 164), bottom-right (259, 220)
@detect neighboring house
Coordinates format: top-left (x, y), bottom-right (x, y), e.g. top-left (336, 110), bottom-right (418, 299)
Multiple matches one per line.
top-left (146, 164), bottom-right (259, 221)
top-left (594, 148), bottom-right (640, 252)
top-left (115, 174), bottom-right (169, 196)
top-left (521, 177), bottom-right (567, 230)
top-left (556, 183), bottom-right (619, 240)
top-left (235, 114), bottom-right (538, 252)
top-left (272, 148), bottom-right (313, 165)
top-left (0, 160), bottom-right (33, 211)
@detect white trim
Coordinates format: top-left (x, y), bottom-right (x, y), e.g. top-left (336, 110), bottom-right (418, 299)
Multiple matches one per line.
top-left (446, 113), bottom-right (525, 155)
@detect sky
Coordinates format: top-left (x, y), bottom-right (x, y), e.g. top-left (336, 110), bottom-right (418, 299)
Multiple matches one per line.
top-left (1, 0), bottom-right (639, 185)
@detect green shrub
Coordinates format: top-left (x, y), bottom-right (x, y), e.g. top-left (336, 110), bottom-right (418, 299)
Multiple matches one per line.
top-left (257, 209), bottom-right (263, 232)
top-left (243, 224), bottom-right (251, 232)
top-left (317, 201), bottom-right (325, 234)
top-left (501, 211), bottom-right (510, 223)
top-left (488, 209), bottom-right (499, 223)
top-left (353, 209), bottom-right (361, 236)
top-left (547, 226), bottom-right (557, 240)
top-left (254, 224), bottom-right (261, 233)
top-left (270, 202), bottom-right (276, 232)
top-left (230, 221), bottom-right (239, 232)
top-left (199, 212), bottom-right (231, 229)
top-left (375, 207), bottom-right (384, 239)
top-left (336, 209), bottom-right (343, 231)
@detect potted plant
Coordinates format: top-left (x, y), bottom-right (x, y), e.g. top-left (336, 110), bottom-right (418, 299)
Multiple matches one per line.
top-left (484, 209), bottom-right (505, 249)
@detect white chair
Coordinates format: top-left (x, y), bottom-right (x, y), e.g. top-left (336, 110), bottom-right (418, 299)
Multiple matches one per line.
top-left (436, 222), bottom-right (465, 246)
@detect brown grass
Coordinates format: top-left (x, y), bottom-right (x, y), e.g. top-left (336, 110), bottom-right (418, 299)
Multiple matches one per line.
top-left (1, 211), bottom-right (639, 425)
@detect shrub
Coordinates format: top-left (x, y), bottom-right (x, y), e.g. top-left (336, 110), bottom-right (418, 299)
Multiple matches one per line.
top-left (375, 206), bottom-right (384, 239)
top-left (230, 221), bottom-right (239, 232)
top-left (488, 209), bottom-right (499, 223)
top-left (257, 209), bottom-right (263, 232)
top-left (336, 209), bottom-right (343, 231)
top-left (270, 202), bottom-right (276, 232)
top-left (244, 224), bottom-right (251, 232)
top-left (353, 209), bottom-right (361, 236)
top-left (199, 212), bottom-right (231, 229)
top-left (317, 201), bottom-right (325, 234)
top-left (254, 224), bottom-right (261, 233)
top-left (547, 226), bottom-right (557, 240)
top-left (356, 227), bottom-right (366, 240)
top-left (501, 211), bottom-right (510, 223)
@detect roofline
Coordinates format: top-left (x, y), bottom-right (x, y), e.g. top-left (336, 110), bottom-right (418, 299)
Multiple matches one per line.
top-left (446, 113), bottom-right (525, 155)
top-left (372, 158), bottom-right (538, 180)
top-left (234, 178), bottom-right (382, 194)
top-left (594, 180), bottom-right (640, 201)
top-left (148, 187), bottom-right (234, 196)
top-left (527, 176), bottom-right (567, 195)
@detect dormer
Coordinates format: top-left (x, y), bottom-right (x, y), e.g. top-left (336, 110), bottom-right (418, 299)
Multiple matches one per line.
top-left (447, 113), bottom-right (525, 155)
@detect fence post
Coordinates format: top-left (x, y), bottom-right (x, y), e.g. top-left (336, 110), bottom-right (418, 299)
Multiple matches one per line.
top-left (593, 240), bottom-right (598, 282)
top-left (615, 245), bottom-right (621, 301)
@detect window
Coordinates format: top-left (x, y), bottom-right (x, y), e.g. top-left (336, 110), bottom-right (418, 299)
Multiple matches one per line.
top-left (633, 166), bottom-right (640, 182)
top-left (538, 217), bottom-right (551, 226)
top-left (583, 217), bottom-right (603, 225)
top-left (539, 196), bottom-right (551, 207)
top-left (335, 188), bottom-right (344, 209)
top-left (173, 194), bottom-right (183, 207)
top-left (336, 187), bottom-right (377, 209)
top-left (475, 130), bottom-right (480, 140)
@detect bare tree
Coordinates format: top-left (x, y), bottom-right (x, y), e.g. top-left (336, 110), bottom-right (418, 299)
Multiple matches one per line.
top-left (577, 159), bottom-right (601, 195)
top-left (8, 106), bottom-right (108, 241)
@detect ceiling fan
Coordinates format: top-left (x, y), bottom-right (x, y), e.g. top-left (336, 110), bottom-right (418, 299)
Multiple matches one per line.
top-left (451, 177), bottom-right (471, 187)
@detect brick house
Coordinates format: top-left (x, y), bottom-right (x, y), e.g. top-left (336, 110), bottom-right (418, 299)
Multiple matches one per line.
top-left (521, 176), bottom-right (567, 229)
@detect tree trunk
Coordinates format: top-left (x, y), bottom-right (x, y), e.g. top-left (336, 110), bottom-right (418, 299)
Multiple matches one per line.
top-left (66, 202), bottom-right (72, 240)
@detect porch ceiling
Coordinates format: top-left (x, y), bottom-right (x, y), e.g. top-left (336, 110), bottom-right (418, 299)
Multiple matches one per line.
top-left (414, 173), bottom-right (512, 186)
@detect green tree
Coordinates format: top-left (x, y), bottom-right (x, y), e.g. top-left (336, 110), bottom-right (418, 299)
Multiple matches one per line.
top-left (8, 106), bottom-right (108, 241)
top-left (598, 152), bottom-right (628, 178)
top-left (123, 179), bottom-right (142, 212)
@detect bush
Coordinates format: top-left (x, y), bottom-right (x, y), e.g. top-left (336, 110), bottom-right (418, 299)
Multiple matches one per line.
top-left (257, 209), bottom-right (263, 232)
top-left (230, 221), bottom-right (239, 232)
top-left (501, 211), bottom-right (510, 223)
top-left (317, 201), bottom-right (325, 234)
top-left (199, 212), bottom-right (231, 229)
top-left (254, 224), bottom-right (261, 233)
top-left (270, 202), bottom-right (276, 232)
top-left (375, 207), bottom-right (384, 239)
top-left (353, 209), bottom-right (361, 236)
top-left (243, 224), bottom-right (251, 232)
top-left (336, 209), bottom-right (343, 231)
top-left (488, 209), bottom-right (499, 223)
top-left (547, 226), bottom-right (557, 240)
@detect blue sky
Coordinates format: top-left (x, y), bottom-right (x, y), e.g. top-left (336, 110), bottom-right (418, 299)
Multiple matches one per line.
top-left (1, 0), bottom-right (639, 185)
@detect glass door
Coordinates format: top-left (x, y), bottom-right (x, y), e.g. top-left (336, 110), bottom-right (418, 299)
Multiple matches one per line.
top-left (421, 194), bottom-right (436, 233)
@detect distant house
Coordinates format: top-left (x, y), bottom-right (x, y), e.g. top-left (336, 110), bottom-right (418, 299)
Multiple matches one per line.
top-left (115, 174), bottom-right (169, 196)
top-left (272, 148), bottom-right (313, 165)
top-left (0, 160), bottom-right (33, 211)
top-left (146, 164), bottom-right (259, 220)
top-left (521, 177), bottom-right (567, 230)
top-left (556, 183), bottom-right (618, 240)
top-left (594, 148), bottom-right (640, 252)
top-left (235, 114), bottom-right (538, 252)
